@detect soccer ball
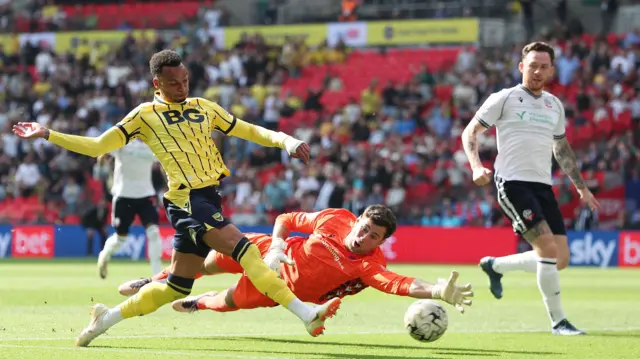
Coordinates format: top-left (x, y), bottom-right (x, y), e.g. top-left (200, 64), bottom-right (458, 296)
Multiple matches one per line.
top-left (404, 299), bottom-right (448, 342)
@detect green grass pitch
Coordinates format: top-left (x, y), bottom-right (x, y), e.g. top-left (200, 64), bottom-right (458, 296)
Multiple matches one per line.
top-left (0, 260), bottom-right (638, 359)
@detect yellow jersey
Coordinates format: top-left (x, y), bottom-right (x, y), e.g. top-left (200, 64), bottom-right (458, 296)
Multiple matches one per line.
top-left (49, 91), bottom-right (292, 208)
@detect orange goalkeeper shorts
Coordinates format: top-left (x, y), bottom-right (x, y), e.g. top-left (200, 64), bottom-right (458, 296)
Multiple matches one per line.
top-left (212, 233), bottom-right (279, 309)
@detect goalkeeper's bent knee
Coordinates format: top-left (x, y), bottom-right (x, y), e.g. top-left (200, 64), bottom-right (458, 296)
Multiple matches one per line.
top-left (232, 237), bottom-right (295, 307)
top-left (120, 274), bottom-right (193, 319)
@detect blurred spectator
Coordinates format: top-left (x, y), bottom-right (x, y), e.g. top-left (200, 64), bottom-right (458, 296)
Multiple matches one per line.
top-left (339, 0), bottom-right (359, 22)
top-left (81, 198), bottom-right (109, 256)
top-left (14, 153), bottom-right (41, 197)
top-left (573, 204), bottom-right (598, 231)
top-left (2, 6), bottom-right (640, 232)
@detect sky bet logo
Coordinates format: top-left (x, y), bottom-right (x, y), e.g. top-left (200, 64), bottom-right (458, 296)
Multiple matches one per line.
top-left (0, 230), bottom-right (10, 258)
top-left (619, 232), bottom-right (640, 267)
top-left (113, 234), bottom-right (146, 260)
top-left (568, 231), bottom-right (618, 268)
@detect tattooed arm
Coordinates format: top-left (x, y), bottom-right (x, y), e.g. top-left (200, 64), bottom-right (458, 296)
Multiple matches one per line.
top-left (461, 118), bottom-right (489, 171)
top-left (552, 137), bottom-right (585, 190)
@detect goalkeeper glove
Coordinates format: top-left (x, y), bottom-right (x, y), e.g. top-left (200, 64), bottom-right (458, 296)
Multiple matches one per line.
top-left (431, 271), bottom-right (474, 313)
top-left (263, 237), bottom-right (295, 277)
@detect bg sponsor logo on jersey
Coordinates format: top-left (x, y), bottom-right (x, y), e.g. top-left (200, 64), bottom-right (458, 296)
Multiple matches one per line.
top-left (113, 233), bottom-right (146, 260)
top-left (0, 225), bottom-right (12, 258)
top-left (11, 226), bottom-right (54, 258)
top-left (568, 231), bottom-right (618, 268)
top-left (618, 232), bottom-right (640, 267)
top-left (161, 109), bottom-right (205, 125)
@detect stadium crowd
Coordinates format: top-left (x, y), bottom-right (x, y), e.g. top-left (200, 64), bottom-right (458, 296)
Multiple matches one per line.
top-left (1, 7), bottom-right (640, 231)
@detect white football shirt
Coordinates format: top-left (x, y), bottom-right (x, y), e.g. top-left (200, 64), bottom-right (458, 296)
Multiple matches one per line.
top-left (110, 139), bottom-right (158, 199)
top-left (474, 84), bottom-right (566, 185)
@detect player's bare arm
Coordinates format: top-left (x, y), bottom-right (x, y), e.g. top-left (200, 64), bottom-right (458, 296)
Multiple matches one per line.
top-left (461, 118), bottom-right (487, 169)
top-left (552, 137), bottom-right (600, 210)
top-left (461, 118), bottom-right (492, 185)
top-left (13, 122), bottom-right (126, 158)
top-left (552, 137), bottom-right (585, 189)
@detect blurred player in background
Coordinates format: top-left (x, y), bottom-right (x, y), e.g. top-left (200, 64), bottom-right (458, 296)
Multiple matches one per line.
top-left (462, 42), bottom-right (599, 335)
top-left (13, 49), bottom-right (340, 347)
top-left (81, 198), bottom-right (110, 257)
top-left (96, 139), bottom-right (163, 279)
top-left (119, 206), bottom-right (474, 315)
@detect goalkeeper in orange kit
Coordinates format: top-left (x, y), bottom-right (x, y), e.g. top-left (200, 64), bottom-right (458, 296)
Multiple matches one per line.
top-left (119, 206), bottom-right (474, 314)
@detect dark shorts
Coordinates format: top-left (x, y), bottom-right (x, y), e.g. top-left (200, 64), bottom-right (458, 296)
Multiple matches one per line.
top-left (494, 176), bottom-right (566, 236)
top-left (163, 186), bottom-right (231, 258)
top-left (111, 196), bottom-right (159, 235)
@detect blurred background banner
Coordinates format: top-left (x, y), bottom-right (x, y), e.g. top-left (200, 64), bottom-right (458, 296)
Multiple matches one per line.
top-left (618, 231), bottom-right (640, 267)
top-left (224, 23), bottom-right (327, 47)
top-left (54, 29), bottom-right (156, 53)
top-left (366, 18), bottom-right (479, 45)
top-left (1, 224), bottom-right (635, 269)
top-left (327, 21), bottom-right (367, 47)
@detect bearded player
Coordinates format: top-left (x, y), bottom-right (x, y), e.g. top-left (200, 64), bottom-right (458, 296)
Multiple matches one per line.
top-left (13, 50), bottom-right (341, 347)
top-left (461, 42), bottom-right (599, 335)
top-left (119, 206), bottom-right (474, 315)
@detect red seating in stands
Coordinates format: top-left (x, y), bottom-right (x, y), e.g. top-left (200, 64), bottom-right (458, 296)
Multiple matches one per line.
top-left (405, 182), bottom-right (436, 205)
top-left (321, 91), bottom-right (348, 113)
top-left (60, 1), bottom-right (202, 30)
top-left (64, 215), bottom-right (81, 224)
top-left (574, 122), bottom-right (595, 146)
top-left (614, 110), bottom-right (632, 133)
top-left (282, 48), bottom-right (461, 102)
top-left (595, 114), bottom-right (613, 140)
top-left (434, 85), bottom-right (454, 102)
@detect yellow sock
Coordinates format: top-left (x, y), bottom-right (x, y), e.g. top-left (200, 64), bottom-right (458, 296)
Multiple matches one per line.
top-left (233, 239), bottom-right (296, 307)
top-left (120, 276), bottom-right (191, 319)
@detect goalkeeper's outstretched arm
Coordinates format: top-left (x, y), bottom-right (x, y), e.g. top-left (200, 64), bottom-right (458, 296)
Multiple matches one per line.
top-left (364, 269), bottom-right (474, 313)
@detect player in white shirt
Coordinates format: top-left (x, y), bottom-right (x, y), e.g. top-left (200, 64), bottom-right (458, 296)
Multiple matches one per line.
top-left (461, 42), bottom-right (600, 336)
top-left (97, 139), bottom-right (163, 279)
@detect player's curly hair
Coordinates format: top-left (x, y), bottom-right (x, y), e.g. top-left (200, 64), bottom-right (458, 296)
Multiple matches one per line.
top-left (522, 41), bottom-right (555, 62)
top-left (149, 50), bottom-right (183, 76)
top-left (363, 205), bottom-right (397, 239)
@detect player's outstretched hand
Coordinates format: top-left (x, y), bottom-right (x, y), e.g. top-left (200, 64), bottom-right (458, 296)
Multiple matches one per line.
top-left (13, 122), bottom-right (48, 140)
top-left (263, 248), bottom-right (295, 277)
top-left (433, 271), bottom-right (474, 314)
top-left (283, 137), bottom-right (310, 164)
top-left (292, 142), bottom-right (310, 163)
top-left (472, 167), bottom-right (492, 186)
top-left (577, 187), bottom-right (600, 211)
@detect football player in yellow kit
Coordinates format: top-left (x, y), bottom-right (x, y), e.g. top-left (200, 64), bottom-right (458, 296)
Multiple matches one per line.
top-left (13, 50), bottom-right (341, 347)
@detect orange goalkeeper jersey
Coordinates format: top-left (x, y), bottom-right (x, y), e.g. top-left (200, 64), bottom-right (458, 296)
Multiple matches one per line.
top-left (277, 208), bottom-right (415, 303)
